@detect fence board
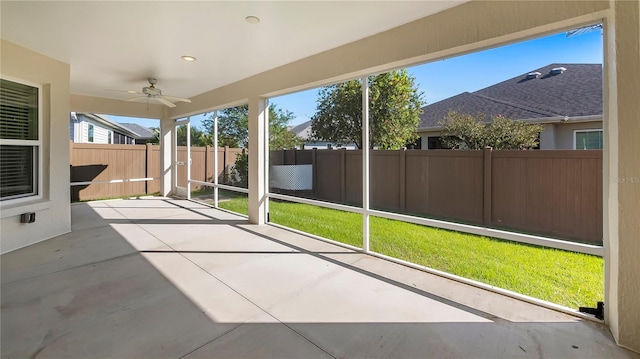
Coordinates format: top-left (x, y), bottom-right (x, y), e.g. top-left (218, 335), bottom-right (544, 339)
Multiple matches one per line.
top-left (70, 142), bottom-right (149, 201)
top-left (491, 150), bottom-right (602, 243)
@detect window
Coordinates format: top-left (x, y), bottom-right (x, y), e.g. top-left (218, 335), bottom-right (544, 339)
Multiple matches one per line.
top-left (108, 131), bottom-right (112, 144)
top-left (574, 129), bottom-right (603, 149)
top-left (427, 136), bottom-right (453, 149)
top-left (0, 78), bottom-right (41, 201)
top-left (88, 124), bottom-right (94, 142)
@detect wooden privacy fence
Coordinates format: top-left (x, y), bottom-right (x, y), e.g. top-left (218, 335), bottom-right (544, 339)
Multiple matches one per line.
top-left (270, 149), bottom-right (603, 245)
top-left (176, 146), bottom-right (245, 189)
top-left (69, 142), bottom-right (243, 201)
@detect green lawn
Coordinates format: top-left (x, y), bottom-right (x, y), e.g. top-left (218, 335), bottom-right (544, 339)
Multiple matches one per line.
top-left (218, 197), bottom-right (603, 309)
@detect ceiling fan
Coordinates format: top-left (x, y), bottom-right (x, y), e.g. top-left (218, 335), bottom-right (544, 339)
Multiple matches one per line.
top-left (127, 78), bottom-right (191, 108)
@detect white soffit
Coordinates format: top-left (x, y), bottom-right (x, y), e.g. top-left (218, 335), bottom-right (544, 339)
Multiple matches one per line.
top-left (1, 1), bottom-right (466, 101)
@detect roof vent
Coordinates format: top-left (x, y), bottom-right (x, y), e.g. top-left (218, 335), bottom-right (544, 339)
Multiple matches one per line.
top-left (550, 67), bottom-right (567, 75)
top-left (526, 71), bottom-right (542, 79)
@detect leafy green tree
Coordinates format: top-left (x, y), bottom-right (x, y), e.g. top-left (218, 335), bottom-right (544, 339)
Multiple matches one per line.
top-left (201, 104), bottom-right (302, 187)
top-left (310, 70), bottom-right (425, 149)
top-left (439, 111), bottom-right (544, 150)
top-left (176, 124), bottom-right (208, 147)
top-left (201, 104), bottom-right (302, 149)
top-left (149, 127), bottom-right (160, 145)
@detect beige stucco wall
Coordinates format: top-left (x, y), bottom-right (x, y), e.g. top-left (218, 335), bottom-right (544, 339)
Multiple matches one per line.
top-left (603, 0), bottom-right (640, 351)
top-left (1, 40), bottom-right (71, 253)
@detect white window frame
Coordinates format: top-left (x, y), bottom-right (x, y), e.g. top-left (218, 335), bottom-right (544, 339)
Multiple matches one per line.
top-left (573, 129), bottom-right (603, 150)
top-left (88, 123), bottom-right (94, 143)
top-left (0, 76), bottom-right (43, 204)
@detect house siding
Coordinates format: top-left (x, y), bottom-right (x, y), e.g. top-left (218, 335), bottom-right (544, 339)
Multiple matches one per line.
top-left (539, 124), bottom-right (555, 150)
top-left (72, 117), bottom-right (117, 144)
top-left (554, 121), bottom-right (602, 149)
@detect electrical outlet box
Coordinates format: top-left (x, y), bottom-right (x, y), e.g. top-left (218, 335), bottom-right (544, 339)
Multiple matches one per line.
top-left (20, 212), bottom-right (36, 223)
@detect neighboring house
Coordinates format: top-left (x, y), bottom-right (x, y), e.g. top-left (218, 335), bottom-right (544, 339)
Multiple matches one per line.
top-left (290, 120), bottom-right (357, 150)
top-left (418, 63), bottom-right (603, 150)
top-left (118, 123), bottom-right (157, 144)
top-left (69, 113), bottom-right (151, 144)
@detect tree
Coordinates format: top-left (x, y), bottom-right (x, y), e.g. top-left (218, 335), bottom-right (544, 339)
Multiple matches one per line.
top-left (201, 104), bottom-right (302, 149)
top-left (149, 127), bottom-right (160, 145)
top-left (310, 70), bottom-right (424, 149)
top-left (176, 124), bottom-right (208, 147)
top-left (439, 111), bottom-right (544, 150)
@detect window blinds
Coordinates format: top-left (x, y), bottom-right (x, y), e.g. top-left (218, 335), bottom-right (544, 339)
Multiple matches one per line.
top-left (0, 79), bottom-right (39, 200)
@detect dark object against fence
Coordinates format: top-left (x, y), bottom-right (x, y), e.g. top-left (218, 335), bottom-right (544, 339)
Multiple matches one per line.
top-left (70, 143), bottom-right (243, 201)
top-left (270, 148), bottom-right (603, 245)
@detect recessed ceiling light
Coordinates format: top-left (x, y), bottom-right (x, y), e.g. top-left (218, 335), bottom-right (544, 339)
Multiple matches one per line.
top-left (127, 90), bottom-right (137, 94)
top-left (245, 16), bottom-right (260, 24)
top-left (181, 55), bottom-right (197, 62)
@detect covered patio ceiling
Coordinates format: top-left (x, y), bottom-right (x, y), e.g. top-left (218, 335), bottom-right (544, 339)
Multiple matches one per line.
top-left (0, 1), bottom-right (466, 104)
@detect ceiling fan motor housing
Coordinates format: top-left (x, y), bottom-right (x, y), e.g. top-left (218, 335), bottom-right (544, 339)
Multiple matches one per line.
top-left (143, 86), bottom-right (161, 96)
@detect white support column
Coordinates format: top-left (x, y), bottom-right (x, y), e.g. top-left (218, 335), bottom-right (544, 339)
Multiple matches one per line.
top-left (263, 100), bottom-right (270, 222)
top-left (213, 110), bottom-right (219, 208)
top-left (173, 123), bottom-right (178, 195)
top-left (248, 97), bottom-right (267, 224)
top-left (604, 0), bottom-right (640, 352)
top-left (362, 76), bottom-right (370, 252)
top-left (186, 118), bottom-right (191, 200)
top-left (159, 111), bottom-right (173, 197)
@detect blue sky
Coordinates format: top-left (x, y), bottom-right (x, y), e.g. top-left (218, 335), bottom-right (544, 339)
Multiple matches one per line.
top-left (108, 28), bottom-right (602, 129)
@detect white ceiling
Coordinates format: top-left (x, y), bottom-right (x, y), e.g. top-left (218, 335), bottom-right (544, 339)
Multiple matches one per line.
top-left (1, 1), bottom-right (465, 103)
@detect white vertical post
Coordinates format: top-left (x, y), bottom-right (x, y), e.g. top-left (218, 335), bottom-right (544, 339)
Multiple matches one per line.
top-left (186, 118), bottom-right (191, 200)
top-left (248, 97), bottom-right (267, 224)
top-left (159, 113), bottom-right (173, 197)
top-left (173, 122), bottom-right (178, 195)
top-left (264, 100), bottom-right (270, 222)
top-left (362, 76), bottom-right (370, 252)
top-left (213, 110), bottom-right (219, 208)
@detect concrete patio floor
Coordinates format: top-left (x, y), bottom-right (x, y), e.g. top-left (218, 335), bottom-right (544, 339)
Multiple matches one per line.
top-left (1, 197), bottom-right (637, 358)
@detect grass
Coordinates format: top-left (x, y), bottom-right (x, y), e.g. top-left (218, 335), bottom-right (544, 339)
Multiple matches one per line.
top-left (218, 197), bottom-right (603, 309)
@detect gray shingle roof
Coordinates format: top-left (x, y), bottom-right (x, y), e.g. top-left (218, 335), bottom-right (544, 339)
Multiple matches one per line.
top-left (290, 120), bottom-right (312, 140)
top-left (118, 123), bottom-right (156, 139)
top-left (419, 63), bottom-right (603, 129)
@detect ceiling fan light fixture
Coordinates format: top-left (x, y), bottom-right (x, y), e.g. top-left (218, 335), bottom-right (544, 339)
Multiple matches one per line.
top-left (245, 16), bottom-right (260, 24)
top-left (181, 55), bottom-right (197, 62)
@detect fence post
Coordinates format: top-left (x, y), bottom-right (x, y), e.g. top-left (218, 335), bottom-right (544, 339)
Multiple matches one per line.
top-left (400, 148), bottom-right (406, 212)
top-left (483, 146), bottom-right (493, 225)
top-left (205, 146), bottom-right (211, 183)
top-left (340, 148), bottom-right (346, 202)
top-left (224, 146), bottom-right (230, 183)
top-left (312, 148), bottom-right (317, 197)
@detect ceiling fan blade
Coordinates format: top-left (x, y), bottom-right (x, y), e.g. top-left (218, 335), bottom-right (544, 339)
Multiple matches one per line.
top-left (127, 96), bottom-right (148, 102)
top-left (162, 95), bottom-right (192, 103)
top-left (155, 97), bottom-right (177, 108)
